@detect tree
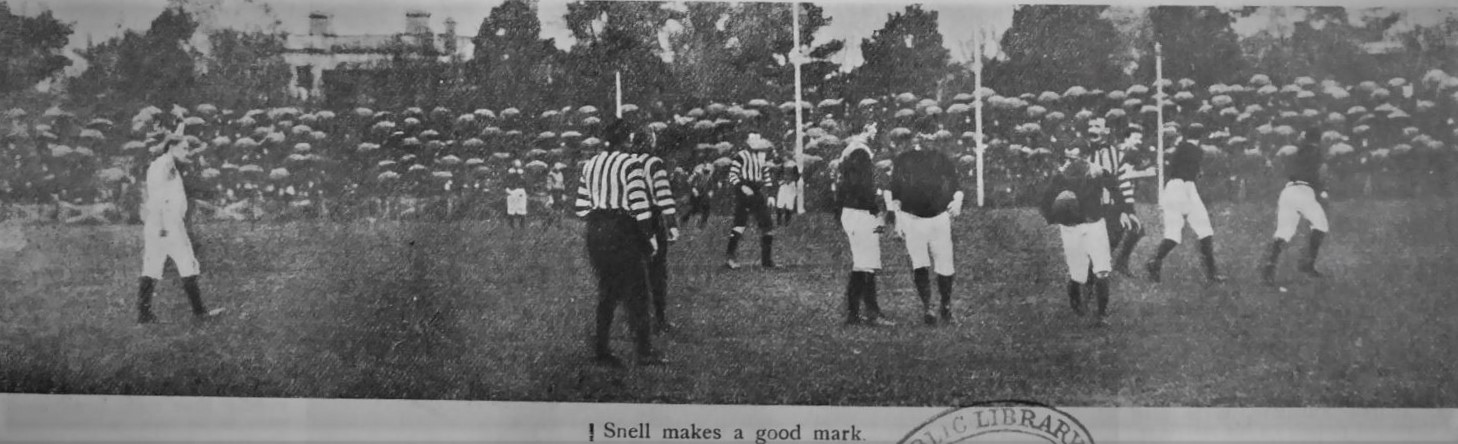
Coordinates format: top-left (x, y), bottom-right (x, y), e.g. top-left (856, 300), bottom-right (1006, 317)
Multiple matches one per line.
top-left (70, 7), bottom-right (201, 106)
top-left (849, 5), bottom-right (950, 99)
top-left (194, 29), bottom-right (291, 108)
top-left (561, 1), bottom-right (678, 112)
top-left (0, 2), bottom-right (74, 94)
top-left (1138, 7), bottom-right (1246, 85)
top-left (470, 0), bottom-right (562, 109)
top-left (994, 5), bottom-right (1124, 93)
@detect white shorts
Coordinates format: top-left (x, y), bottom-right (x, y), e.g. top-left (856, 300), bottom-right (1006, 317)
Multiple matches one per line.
top-left (841, 208), bottom-right (881, 272)
top-left (506, 190), bottom-right (528, 215)
top-left (776, 183), bottom-right (800, 210)
top-left (142, 224), bottom-right (200, 279)
top-left (897, 211), bottom-right (954, 276)
top-left (1160, 179), bottom-right (1214, 242)
top-left (1274, 184), bottom-right (1329, 241)
top-left (1059, 220), bottom-right (1112, 284)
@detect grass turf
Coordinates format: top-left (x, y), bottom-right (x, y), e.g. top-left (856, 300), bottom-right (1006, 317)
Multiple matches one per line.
top-left (1, 198), bottom-right (1455, 406)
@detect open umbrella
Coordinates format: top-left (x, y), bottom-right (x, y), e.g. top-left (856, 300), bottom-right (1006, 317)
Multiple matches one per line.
top-left (858, 98), bottom-right (880, 108)
top-left (1122, 98), bottom-right (1143, 108)
top-left (581, 137), bottom-right (602, 147)
top-left (748, 99), bottom-right (771, 108)
top-left (294, 143), bottom-right (311, 152)
top-left (894, 109), bottom-right (915, 119)
top-left (1064, 85), bottom-right (1088, 97)
top-left (501, 108), bottom-right (521, 118)
top-left (1257, 85), bottom-right (1279, 96)
top-left (1174, 91), bottom-right (1196, 102)
top-left (896, 92), bottom-right (917, 104)
top-left (952, 93), bottom-right (976, 102)
top-left (582, 116), bottom-right (602, 126)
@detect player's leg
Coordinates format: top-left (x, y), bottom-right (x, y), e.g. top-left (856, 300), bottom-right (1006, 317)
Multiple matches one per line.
top-left (1297, 187), bottom-right (1329, 277)
top-left (929, 213), bottom-right (956, 323)
top-left (1114, 213), bottom-right (1144, 277)
top-left (841, 209), bottom-right (875, 325)
top-left (726, 194), bottom-right (749, 268)
top-left (1186, 187), bottom-right (1225, 283)
top-left (168, 232), bottom-right (219, 319)
top-left (650, 226), bottom-right (672, 333)
top-left (620, 247), bottom-right (661, 365)
top-left (1147, 182), bottom-right (1187, 283)
top-left (755, 197), bottom-right (776, 268)
top-left (585, 214), bottom-right (624, 367)
top-left (138, 234), bottom-right (164, 324)
top-left (1060, 225), bottom-right (1090, 315)
top-left (1087, 221), bottom-right (1114, 319)
top-left (901, 213), bottom-right (936, 324)
top-left (1264, 187), bottom-right (1300, 286)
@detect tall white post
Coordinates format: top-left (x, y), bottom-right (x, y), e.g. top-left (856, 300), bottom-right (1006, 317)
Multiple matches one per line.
top-left (615, 71), bottom-right (623, 119)
top-left (792, 2), bottom-right (805, 214)
top-left (1155, 42), bottom-right (1164, 205)
top-left (974, 30), bottom-right (987, 207)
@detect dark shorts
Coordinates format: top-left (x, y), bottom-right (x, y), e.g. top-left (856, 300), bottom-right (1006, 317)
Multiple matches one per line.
top-left (732, 187), bottom-right (774, 230)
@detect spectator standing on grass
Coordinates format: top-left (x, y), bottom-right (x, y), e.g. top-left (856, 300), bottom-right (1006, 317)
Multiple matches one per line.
top-left (837, 122), bottom-right (892, 326)
top-left (775, 159), bottom-right (801, 226)
top-left (505, 160), bottom-right (527, 228)
top-left (136, 131), bottom-right (224, 324)
top-left (1260, 128), bottom-right (1331, 287)
top-left (574, 119), bottom-right (664, 367)
top-left (544, 163), bottom-right (566, 226)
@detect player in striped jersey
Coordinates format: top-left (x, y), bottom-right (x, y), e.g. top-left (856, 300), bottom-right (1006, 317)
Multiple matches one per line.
top-left (574, 120), bottom-right (664, 367)
top-left (724, 132), bottom-right (777, 269)
top-left (1087, 123), bottom-right (1154, 276)
top-left (635, 128), bottom-right (681, 334)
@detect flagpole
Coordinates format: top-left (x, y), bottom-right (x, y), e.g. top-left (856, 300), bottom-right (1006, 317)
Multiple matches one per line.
top-left (792, 2), bottom-right (805, 214)
top-left (615, 71), bottom-right (623, 119)
top-left (974, 29), bottom-right (986, 208)
top-left (1155, 42), bottom-right (1164, 205)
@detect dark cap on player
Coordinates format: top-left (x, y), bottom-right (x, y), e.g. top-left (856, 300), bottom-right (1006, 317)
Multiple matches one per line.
top-left (603, 117), bottom-right (632, 151)
top-left (1302, 127), bottom-right (1322, 144)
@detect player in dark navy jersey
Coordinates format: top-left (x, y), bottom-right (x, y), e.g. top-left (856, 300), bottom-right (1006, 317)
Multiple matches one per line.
top-left (886, 117), bottom-right (963, 325)
top-left (1260, 128), bottom-right (1331, 287)
top-left (1147, 125), bottom-right (1226, 284)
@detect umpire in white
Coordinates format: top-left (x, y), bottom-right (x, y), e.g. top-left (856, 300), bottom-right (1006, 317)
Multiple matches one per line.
top-left (137, 130), bottom-right (224, 324)
top-left (837, 122), bottom-right (892, 326)
top-left (574, 119), bottom-right (664, 367)
top-left (886, 117), bottom-right (963, 325)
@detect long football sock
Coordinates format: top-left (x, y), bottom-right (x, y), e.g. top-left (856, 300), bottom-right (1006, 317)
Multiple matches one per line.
top-left (726, 230), bottom-right (741, 258)
top-left (1198, 236), bottom-right (1220, 279)
top-left (1153, 239), bottom-right (1178, 263)
top-left (936, 274), bottom-right (954, 310)
top-left (1305, 230), bottom-right (1325, 269)
top-left (137, 277), bottom-right (156, 322)
top-left (182, 275), bottom-right (207, 315)
top-left (1067, 280), bottom-right (1084, 315)
top-left (912, 267), bottom-right (931, 309)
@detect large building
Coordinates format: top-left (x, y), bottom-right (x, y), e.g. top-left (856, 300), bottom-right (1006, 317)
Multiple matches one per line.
top-left (282, 10), bottom-right (475, 101)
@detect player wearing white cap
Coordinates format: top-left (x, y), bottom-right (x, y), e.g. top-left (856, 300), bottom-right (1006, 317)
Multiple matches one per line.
top-left (136, 130), bottom-right (224, 324)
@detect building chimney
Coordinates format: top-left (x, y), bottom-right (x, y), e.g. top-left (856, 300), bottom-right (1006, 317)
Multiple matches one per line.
top-left (308, 12), bottom-right (333, 36)
top-left (406, 10), bottom-right (431, 35)
top-left (443, 17), bottom-right (458, 53)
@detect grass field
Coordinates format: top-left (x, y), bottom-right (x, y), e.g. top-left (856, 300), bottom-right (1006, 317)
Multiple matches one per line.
top-left (1, 197), bottom-right (1456, 407)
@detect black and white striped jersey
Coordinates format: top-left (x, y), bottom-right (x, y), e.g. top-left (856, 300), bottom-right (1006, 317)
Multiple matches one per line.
top-left (575, 151), bottom-right (653, 228)
top-left (637, 154), bottom-right (678, 219)
top-left (728, 150), bottom-right (770, 188)
top-left (1088, 143), bottom-right (1136, 212)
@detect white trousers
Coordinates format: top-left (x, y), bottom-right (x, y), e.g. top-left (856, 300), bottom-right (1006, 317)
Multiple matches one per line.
top-left (1160, 179), bottom-right (1214, 243)
top-left (142, 226), bottom-right (200, 279)
top-left (841, 208), bottom-right (881, 271)
top-left (1274, 184), bottom-right (1329, 241)
top-left (1059, 220), bottom-right (1112, 284)
top-left (897, 211), bottom-right (955, 276)
top-left (506, 189), bottom-right (528, 215)
top-left (776, 183), bottom-right (800, 210)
